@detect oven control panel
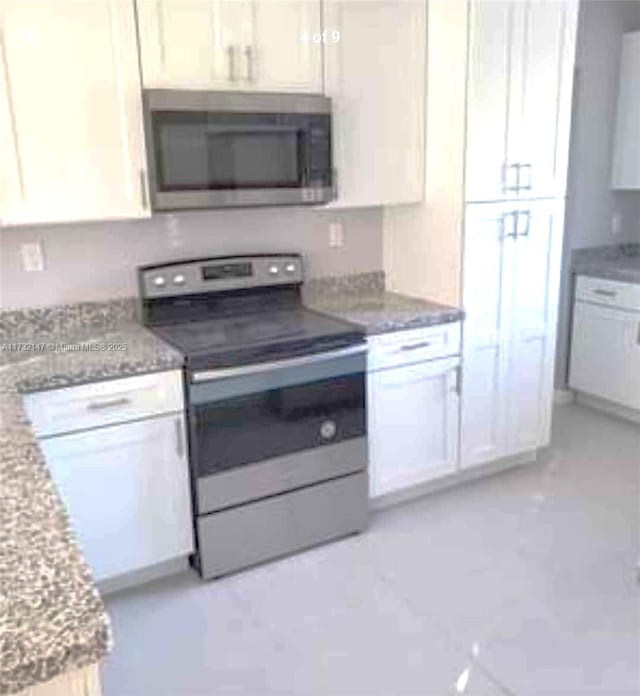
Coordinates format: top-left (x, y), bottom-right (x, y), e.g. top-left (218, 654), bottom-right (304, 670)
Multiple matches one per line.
top-left (139, 255), bottom-right (303, 299)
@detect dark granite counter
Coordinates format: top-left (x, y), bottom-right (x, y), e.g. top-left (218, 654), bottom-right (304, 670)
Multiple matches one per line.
top-left (0, 299), bottom-right (184, 695)
top-left (571, 243), bottom-right (640, 285)
top-left (303, 272), bottom-right (464, 335)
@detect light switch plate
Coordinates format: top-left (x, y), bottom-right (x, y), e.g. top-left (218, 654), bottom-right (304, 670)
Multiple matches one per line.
top-left (21, 242), bottom-right (45, 272)
top-left (329, 221), bottom-right (344, 248)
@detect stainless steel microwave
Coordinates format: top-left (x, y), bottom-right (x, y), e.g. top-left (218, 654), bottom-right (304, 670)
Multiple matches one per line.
top-left (143, 90), bottom-right (334, 211)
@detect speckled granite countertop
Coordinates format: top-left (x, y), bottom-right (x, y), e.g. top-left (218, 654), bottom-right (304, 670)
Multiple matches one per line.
top-left (571, 243), bottom-right (640, 285)
top-left (0, 299), bottom-right (183, 695)
top-left (303, 272), bottom-right (464, 335)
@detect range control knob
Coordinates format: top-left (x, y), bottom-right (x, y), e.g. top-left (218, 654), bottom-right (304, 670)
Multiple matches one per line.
top-left (153, 276), bottom-right (166, 287)
top-left (285, 263), bottom-right (297, 274)
top-left (173, 274), bottom-right (186, 285)
top-left (320, 420), bottom-right (337, 441)
top-left (268, 264), bottom-right (279, 275)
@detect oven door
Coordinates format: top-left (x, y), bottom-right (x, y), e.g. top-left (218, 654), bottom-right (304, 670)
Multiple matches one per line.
top-left (188, 346), bottom-right (367, 514)
top-left (144, 90), bottom-right (333, 210)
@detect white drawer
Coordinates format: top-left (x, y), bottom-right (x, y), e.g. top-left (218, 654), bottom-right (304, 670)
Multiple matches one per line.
top-left (24, 370), bottom-right (184, 438)
top-left (367, 322), bottom-right (461, 371)
top-left (575, 275), bottom-right (640, 312)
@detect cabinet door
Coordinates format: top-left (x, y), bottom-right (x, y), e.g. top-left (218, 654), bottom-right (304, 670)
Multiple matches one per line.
top-left (504, 200), bottom-right (564, 452)
top-left (569, 302), bottom-right (640, 411)
top-left (250, 1), bottom-right (322, 92)
top-left (136, 0), bottom-right (252, 89)
top-left (0, 0), bottom-right (148, 225)
top-left (611, 32), bottom-right (640, 190)
top-left (465, 0), bottom-right (516, 202)
top-left (368, 357), bottom-right (459, 498)
top-left (324, 0), bottom-right (425, 208)
top-left (511, 0), bottom-right (578, 199)
top-left (39, 415), bottom-right (193, 582)
top-left (137, 0), bottom-right (321, 92)
top-left (461, 203), bottom-right (512, 468)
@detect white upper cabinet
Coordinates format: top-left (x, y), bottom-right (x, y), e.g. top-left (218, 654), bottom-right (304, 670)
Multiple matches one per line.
top-left (611, 31), bottom-right (640, 190)
top-left (324, 0), bottom-right (426, 208)
top-left (0, 0), bottom-right (149, 226)
top-left (461, 199), bottom-right (564, 468)
top-left (465, 0), bottom-right (578, 202)
top-left (136, 0), bottom-right (322, 93)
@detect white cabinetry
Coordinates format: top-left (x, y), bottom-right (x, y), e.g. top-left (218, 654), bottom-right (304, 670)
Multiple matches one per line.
top-left (324, 0), bottom-right (426, 208)
top-left (569, 276), bottom-right (640, 414)
top-left (0, 0), bottom-right (148, 226)
top-left (136, 0), bottom-right (322, 93)
top-left (611, 31), bottom-right (640, 190)
top-left (461, 200), bottom-right (564, 468)
top-left (25, 371), bottom-right (193, 585)
top-left (465, 0), bottom-right (578, 202)
top-left (367, 323), bottom-right (461, 498)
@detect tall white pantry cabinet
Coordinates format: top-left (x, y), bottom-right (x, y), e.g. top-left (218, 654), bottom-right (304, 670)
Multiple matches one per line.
top-left (461, 0), bottom-right (579, 469)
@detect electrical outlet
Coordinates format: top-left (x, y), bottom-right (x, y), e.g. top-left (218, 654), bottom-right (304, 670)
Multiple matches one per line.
top-left (329, 221), bottom-right (344, 248)
top-left (611, 212), bottom-right (622, 237)
top-left (21, 242), bottom-right (45, 272)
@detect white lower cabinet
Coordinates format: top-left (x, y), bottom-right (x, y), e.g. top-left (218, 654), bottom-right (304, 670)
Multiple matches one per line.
top-left (26, 370), bottom-right (193, 584)
top-left (39, 415), bottom-right (193, 582)
top-left (367, 324), bottom-right (461, 499)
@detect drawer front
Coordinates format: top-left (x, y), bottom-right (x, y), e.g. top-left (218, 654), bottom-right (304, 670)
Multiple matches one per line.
top-left (367, 322), bottom-right (461, 371)
top-left (24, 370), bottom-right (184, 437)
top-left (197, 472), bottom-right (368, 579)
top-left (575, 275), bottom-right (640, 312)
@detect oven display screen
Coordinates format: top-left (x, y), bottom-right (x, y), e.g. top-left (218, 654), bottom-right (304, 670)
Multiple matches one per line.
top-left (202, 262), bottom-right (253, 281)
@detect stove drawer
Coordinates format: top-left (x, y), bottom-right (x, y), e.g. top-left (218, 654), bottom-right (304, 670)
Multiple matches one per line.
top-left (197, 437), bottom-right (367, 514)
top-left (196, 472), bottom-right (368, 578)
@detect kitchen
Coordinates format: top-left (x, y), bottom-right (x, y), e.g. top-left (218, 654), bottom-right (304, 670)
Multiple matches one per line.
top-left (0, 1), bottom-right (638, 695)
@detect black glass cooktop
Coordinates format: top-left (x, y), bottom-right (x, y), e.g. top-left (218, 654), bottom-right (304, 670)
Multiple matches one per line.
top-left (152, 308), bottom-right (364, 371)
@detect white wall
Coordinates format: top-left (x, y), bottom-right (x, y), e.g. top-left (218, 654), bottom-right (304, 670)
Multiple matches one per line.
top-left (0, 207), bottom-right (383, 309)
top-left (556, 0), bottom-right (640, 388)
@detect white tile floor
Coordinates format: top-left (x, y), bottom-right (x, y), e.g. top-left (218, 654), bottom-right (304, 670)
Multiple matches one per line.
top-left (103, 404), bottom-right (640, 696)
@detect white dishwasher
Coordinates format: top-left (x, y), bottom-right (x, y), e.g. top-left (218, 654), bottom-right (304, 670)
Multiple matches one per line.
top-left (569, 275), bottom-right (640, 414)
top-left (367, 322), bottom-right (461, 499)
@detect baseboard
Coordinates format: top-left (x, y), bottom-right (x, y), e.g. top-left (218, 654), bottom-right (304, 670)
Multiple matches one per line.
top-left (554, 388), bottom-right (575, 405)
top-left (369, 449), bottom-right (538, 511)
top-left (97, 556), bottom-right (192, 596)
top-left (574, 392), bottom-right (640, 425)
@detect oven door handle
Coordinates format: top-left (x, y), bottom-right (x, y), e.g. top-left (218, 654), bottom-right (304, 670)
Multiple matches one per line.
top-left (191, 344), bottom-right (367, 383)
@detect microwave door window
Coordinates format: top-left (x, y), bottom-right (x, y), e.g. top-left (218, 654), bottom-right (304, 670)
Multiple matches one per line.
top-left (207, 127), bottom-right (303, 189)
top-left (155, 113), bottom-right (210, 191)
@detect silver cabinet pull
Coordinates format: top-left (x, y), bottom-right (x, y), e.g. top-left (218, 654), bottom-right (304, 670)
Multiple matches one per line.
top-left (593, 288), bottom-right (617, 297)
top-left (227, 45), bottom-right (236, 82)
top-left (400, 341), bottom-right (432, 351)
top-left (501, 211), bottom-right (519, 239)
top-left (502, 163), bottom-right (520, 193)
top-left (453, 365), bottom-right (461, 395)
top-left (174, 417), bottom-right (184, 457)
top-left (517, 210), bottom-right (531, 237)
top-left (139, 169), bottom-right (148, 209)
top-left (332, 167), bottom-right (339, 200)
top-left (0, 21), bottom-right (25, 200)
top-left (518, 163), bottom-right (532, 191)
top-left (244, 45), bottom-right (255, 82)
top-left (87, 396), bottom-right (131, 411)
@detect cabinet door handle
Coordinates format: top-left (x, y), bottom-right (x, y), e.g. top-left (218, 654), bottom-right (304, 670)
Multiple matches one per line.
top-left (139, 169), bottom-right (148, 209)
top-left (174, 417), bottom-right (184, 457)
top-left (501, 211), bottom-right (518, 239)
top-left (502, 163), bottom-right (520, 193)
top-left (332, 168), bottom-right (339, 200)
top-left (517, 210), bottom-right (531, 237)
top-left (399, 341), bottom-right (432, 351)
top-left (518, 163), bottom-right (532, 191)
top-left (227, 45), bottom-right (236, 82)
top-left (87, 396), bottom-right (132, 411)
top-left (244, 45), bottom-right (255, 82)
top-left (593, 288), bottom-right (617, 297)
top-left (0, 22), bottom-right (25, 200)
top-left (453, 365), bottom-right (461, 395)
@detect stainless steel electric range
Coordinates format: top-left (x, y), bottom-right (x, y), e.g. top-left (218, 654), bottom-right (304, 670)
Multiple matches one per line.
top-left (138, 254), bottom-right (368, 579)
